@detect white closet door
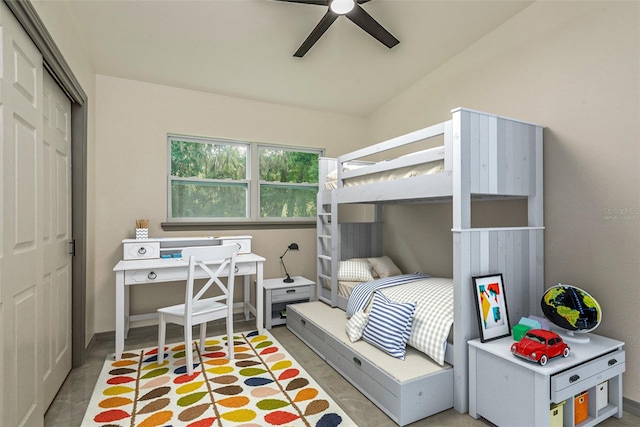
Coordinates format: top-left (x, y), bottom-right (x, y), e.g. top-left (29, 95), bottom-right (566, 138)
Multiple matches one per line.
top-left (0, 3), bottom-right (72, 426)
top-left (41, 70), bottom-right (72, 409)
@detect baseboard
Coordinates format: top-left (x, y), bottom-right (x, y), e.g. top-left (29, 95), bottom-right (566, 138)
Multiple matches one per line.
top-left (624, 397), bottom-right (640, 417)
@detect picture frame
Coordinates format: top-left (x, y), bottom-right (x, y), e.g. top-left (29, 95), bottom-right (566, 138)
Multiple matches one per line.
top-left (472, 273), bottom-right (511, 342)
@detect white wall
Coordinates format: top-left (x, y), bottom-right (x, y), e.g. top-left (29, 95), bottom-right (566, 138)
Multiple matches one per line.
top-left (368, 1), bottom-right (639, 402)
top-left (93, 75), bottom-right (366, 332)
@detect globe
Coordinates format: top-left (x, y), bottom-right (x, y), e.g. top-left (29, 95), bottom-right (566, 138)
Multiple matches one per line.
top-left (541, 284), bottom-right (602, 342)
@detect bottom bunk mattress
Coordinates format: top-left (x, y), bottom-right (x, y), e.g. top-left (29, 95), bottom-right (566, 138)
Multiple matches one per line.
top-left (286, 301), bottom-right (453, 426)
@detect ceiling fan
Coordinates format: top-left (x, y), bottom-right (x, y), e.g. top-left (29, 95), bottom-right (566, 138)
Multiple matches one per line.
top-left (276, 0), bottom-right (400, 57)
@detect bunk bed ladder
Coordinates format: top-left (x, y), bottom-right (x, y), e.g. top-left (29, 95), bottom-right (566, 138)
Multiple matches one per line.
top-left (316, 191), bottom-right (339, 307)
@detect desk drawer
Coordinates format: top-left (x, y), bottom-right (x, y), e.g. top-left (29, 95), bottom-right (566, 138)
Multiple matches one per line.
top-left (125, 263), bottom-right (255, 284)
top-left (551, 350), bottom-right (625, 402)
top-left (123, 241), bottom-right (160, 260)
top-left (272, 287), bottom-right (311, 302)
top-left (220, 238), bottom-right (251, 254)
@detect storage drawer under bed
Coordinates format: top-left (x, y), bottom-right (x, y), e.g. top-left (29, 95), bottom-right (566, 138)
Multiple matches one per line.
top-left (324, 333), bottom-right (453, 425)
top-left (288, 302), bottom-right (454, 426)
top-left (286, 305), bottom-right (329, 358)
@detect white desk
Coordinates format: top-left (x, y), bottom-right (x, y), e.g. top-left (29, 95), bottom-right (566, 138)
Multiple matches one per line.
top-left (113, 253), bottom-right (265, 360)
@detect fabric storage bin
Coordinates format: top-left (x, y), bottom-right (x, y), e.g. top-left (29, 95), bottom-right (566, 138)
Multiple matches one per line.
top-left (596, 381), bottom-right (608, 411)
top-left (574, 391), bottom-right (589, 425)
top-left (550, 401), bottom-right (564, 427)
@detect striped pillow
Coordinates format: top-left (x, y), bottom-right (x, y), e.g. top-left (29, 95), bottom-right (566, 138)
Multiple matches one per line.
top-left (345, 310), bottom-right (369, 342)
top-left (362, 292), bottom-right (416, 359)
top-left (338, 260), bottom-right (374, 282)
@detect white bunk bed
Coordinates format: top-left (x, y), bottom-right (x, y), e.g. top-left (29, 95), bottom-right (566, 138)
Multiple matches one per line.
top-left (288, 108), bottom-right (544, 424)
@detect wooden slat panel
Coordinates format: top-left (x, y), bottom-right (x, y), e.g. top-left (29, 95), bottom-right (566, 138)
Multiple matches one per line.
top-left (463, 228), bottom-right (544, 331)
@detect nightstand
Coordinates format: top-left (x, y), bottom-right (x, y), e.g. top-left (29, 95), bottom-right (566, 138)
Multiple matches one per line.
top-left (469, 334), bottom-right (625, 427)
top-left (263, 276), bottom-right (315, 329)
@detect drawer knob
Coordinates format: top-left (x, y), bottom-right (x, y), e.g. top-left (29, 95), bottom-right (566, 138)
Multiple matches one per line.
top-left (234, 266), bottom-right (239, 273)
top-left (148, 271), bottom-right (157, 280)
top-left (608, 359), bottom-right (618, 366)
top-left (301, 319), bottom-right (306, 326)
top-left (138, 247), bottom-right (147, 255)
top-left (570, 374), bottom-right (580, 383)
top-left (286, 289), bottom-right (296, 294)
top-left (353, 357), bottom-right (362, 367)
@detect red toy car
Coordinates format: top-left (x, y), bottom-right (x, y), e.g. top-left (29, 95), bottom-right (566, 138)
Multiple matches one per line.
top-left (510, 329), bottom-right (570, 366)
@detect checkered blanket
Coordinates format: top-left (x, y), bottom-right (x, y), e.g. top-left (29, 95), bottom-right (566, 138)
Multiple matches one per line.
top-left (347, 275), bottom-right (453, 365)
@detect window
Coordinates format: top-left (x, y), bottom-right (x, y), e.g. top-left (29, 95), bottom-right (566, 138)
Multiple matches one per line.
top-left (168, 135), bottom-right (322, 222)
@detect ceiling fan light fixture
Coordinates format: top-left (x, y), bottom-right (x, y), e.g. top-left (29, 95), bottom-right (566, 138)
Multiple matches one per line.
top-left (330, 0), bottom-right (355, 15)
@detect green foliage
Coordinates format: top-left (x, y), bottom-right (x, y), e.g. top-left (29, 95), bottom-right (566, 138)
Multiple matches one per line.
top-left (172, 181), bottom-right (246, 218)
top-left (259, 147), bottom-right (318, 183)
top-left (171, 140), bottom-right (247, 180)
top-left (260, 184), bottom-right (317, 218)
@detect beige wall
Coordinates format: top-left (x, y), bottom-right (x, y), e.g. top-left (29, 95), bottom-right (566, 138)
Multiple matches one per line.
top-left (93, 75), bottom-right (365, 331)
top-left (368, 1), bottom-right (639, 401)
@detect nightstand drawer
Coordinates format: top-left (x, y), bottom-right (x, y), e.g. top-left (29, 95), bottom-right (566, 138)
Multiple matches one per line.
top-left (551, 350), bottom-right (625, 402)
top-left (272, 287), bottom-right (311, 302)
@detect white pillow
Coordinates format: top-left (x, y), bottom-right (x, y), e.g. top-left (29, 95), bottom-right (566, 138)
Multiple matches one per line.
top-left (345, 310), bottom-right (369, 342)
top-left (338, 260), bottom-right (374, 282)
top-left (368, 256), bottom-right (402, 278)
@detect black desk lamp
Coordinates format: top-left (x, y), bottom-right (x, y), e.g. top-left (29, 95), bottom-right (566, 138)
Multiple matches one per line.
top-left (280, 243), bottom-right (299, 283)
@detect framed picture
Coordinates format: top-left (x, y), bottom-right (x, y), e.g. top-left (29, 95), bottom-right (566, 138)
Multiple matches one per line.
top-left (472, 273), bottom-right (511, 342)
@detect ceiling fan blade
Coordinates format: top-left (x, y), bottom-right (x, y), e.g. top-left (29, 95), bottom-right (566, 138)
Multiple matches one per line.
top-left (346, 3), bottom-right (399, 49)
top-left (294, 10), bottom-right (339, 57)
top-left (275, 0), bottom-right (328, 5)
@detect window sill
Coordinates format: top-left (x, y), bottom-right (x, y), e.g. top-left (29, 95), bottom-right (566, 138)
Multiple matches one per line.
top-left (161, 221), bottom-right (316, 231)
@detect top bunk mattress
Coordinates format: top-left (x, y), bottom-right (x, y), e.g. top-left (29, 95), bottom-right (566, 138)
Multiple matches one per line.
top-left (324, 159), bottom-right (444, 190)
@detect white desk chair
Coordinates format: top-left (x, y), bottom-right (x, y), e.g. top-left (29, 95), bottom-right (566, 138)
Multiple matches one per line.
top-left (157, 244), bottom-right (238, 375)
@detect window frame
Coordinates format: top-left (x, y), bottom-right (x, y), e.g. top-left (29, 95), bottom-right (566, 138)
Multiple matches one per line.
top-left (167, 134), bottom-right (323, 225)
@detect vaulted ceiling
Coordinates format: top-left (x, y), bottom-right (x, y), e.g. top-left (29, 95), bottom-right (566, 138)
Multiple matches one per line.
top-left (66, 0), bottom-right (532, 116)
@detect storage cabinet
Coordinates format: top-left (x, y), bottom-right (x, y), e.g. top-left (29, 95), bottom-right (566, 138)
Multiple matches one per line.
top-left (469, 334), bottom-right (625, 427)
top-left (263, 276), bottom-right (314, 329)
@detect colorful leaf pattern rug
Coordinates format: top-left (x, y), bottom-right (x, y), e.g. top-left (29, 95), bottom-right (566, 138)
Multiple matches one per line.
top-left (82, 330), bottom-right (355, 427)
